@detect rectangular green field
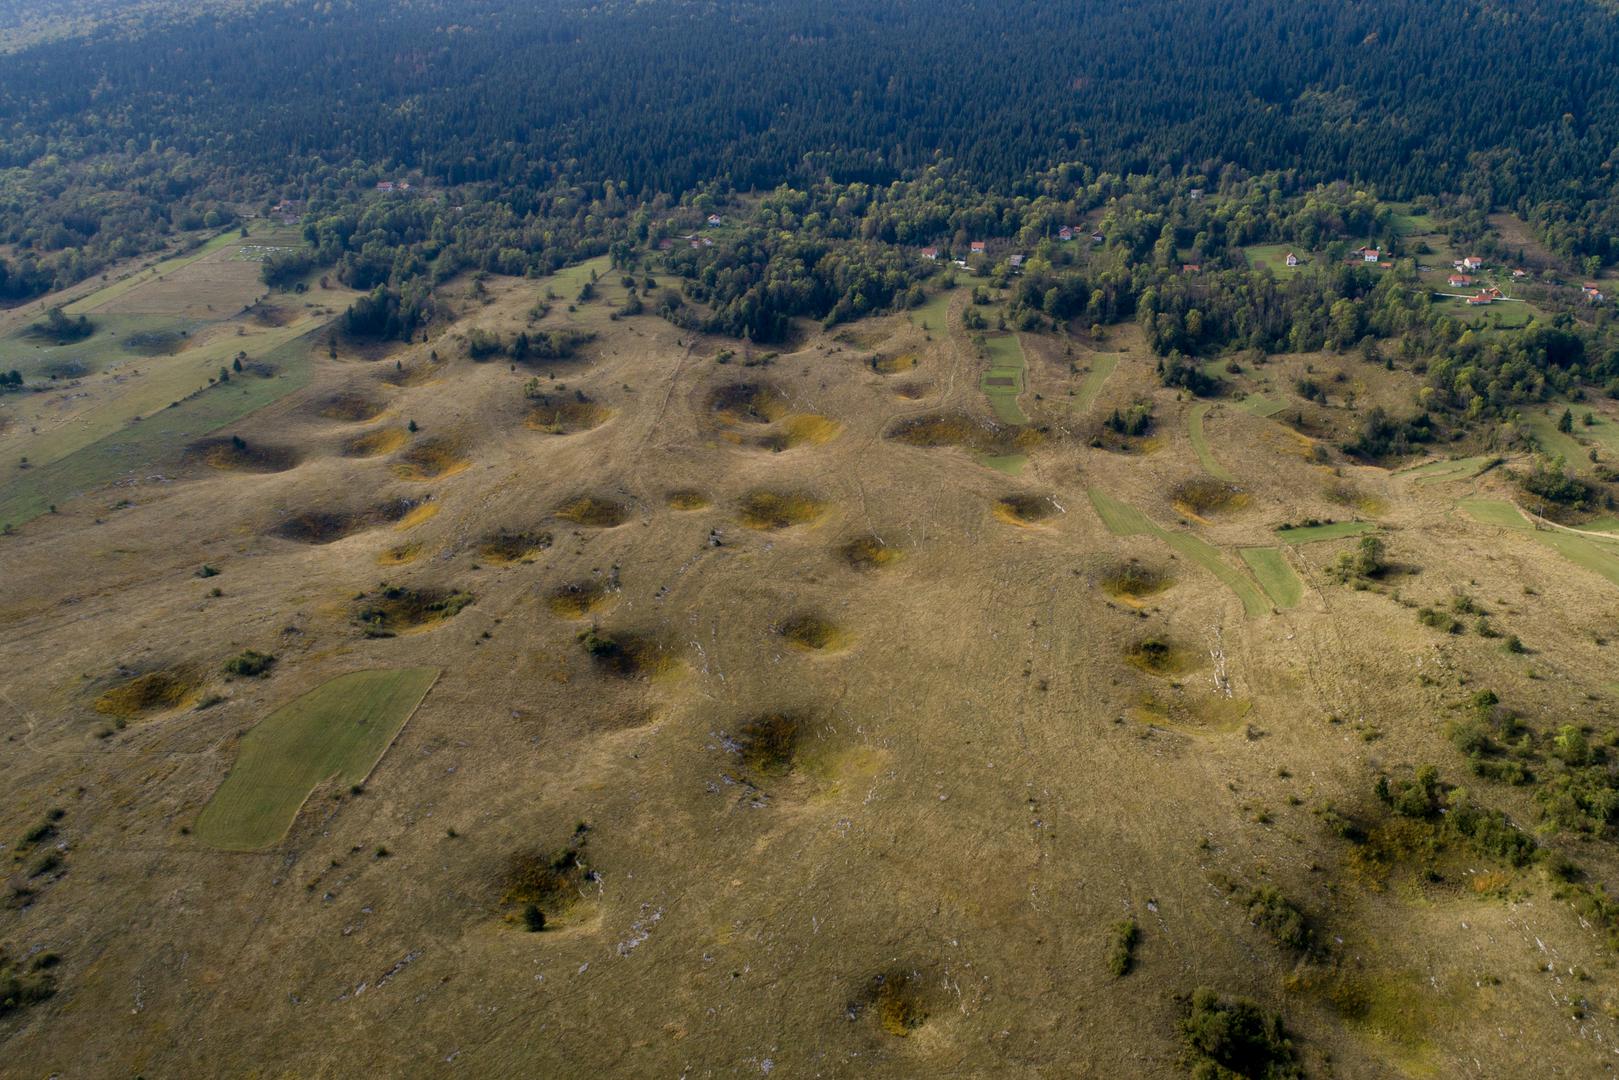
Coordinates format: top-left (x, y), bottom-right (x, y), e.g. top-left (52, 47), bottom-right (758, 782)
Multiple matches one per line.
top-left (1240, 547), bottom-right (1303, 609)
top-left (195, 668), bottom-right (440, 851)
top-left (1188, 403), bottom-right (1236, 482)
top-left (1073, 353), bottom-right (1118, 414)
top-left (1089, 487), bottom-right (1270, 616)
top-left (980, 332), bottom-right (1028, 424)
top-left (0, 325), bottom-right (323, 528)
top-left (1276, 520), bottom-right (1375, 544)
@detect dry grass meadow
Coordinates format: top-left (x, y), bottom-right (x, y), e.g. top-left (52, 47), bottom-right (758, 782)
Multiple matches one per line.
top-left (3, 258), bottom-right (1619, 1077)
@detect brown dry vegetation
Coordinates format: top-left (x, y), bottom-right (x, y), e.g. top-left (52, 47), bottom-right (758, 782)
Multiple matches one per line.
top-left (4, 265), bottom-right (1619, 1080)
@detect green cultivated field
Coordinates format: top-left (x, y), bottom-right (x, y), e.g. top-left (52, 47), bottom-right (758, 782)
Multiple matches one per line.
top-left (195, 668), bottom-right (441, 851)
top-left (980, 332), bottom-right (1028, 424)
top-left (0, 326), bottom-right (323, 528)
top-left (1188, 403), bottom-right (1235, 481)
top-left (1277, 520), bottom-right (1374, 544)
top-left (1073, 353), bottom-right (1117, 414)
top-left (1240, 547), bottom-right (1303, 608)
top-left (1089, 488), bottom-right (1270, 615)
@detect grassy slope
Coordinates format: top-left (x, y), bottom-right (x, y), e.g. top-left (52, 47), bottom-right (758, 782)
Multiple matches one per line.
top-left (0, 325), bottom-right (322, 527)
top-left (194, 668), bottom-right (440, 850)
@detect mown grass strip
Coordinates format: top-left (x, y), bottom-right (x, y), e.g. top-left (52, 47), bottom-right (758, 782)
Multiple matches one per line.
top-left (195, 668), bottom-right (440, 851)
top-left (1073, 353), bottom-right (1118, 414)
top-left (1276, 520), bottom-right (1374, 544)
top-left (1240, 547), bottom-right (1303, 609)
top-left (1088, 488), bottom-right (1270, 616)
top-left (1188, 403), bottom-right (1236, 482)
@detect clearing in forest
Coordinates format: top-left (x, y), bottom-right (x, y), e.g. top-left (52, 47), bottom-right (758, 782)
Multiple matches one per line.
top-left (1188, 403), bottom-right (1236, 481)
top-left (1088, 488), bottom-right (1270, 616)
top-left (1239, 547), bottom-right (1303, 608)
top-left (1243, 243), bottom-right (1305, 279)
top-left (194, 668), bottom-right (440, 851)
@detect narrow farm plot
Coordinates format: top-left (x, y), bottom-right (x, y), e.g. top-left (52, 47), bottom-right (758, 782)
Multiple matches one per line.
top-left (1188, 403), bottom-right (1236, 481)
top-left (194, 668), bottom-right (440, 851)
top-left (1276, 520), bottom-right (1375, 544)
top-left (1460, 498), bottom-right (1619, 589)
top-left (1073, 353), bottom-right (1118, 415)
top-left (979, 332), bottom-right (1028, 424)
top-left (1088, 487), bottom-right (1271, 616)
top-left (2, 314), bottom-right (320, 479)
top-left (1239, 547), bottom-right (1303, 609)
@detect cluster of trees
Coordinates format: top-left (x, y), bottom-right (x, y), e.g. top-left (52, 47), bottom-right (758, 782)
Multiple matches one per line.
top-left (6, 0), bottom-right (1619, 309)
